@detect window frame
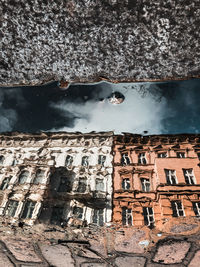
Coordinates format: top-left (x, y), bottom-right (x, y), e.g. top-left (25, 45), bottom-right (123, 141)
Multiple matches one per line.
top-left (177, 152), bottom-right (185, 158)
top-left (21, 201), bottom-right (36, 219)
top-left (92, 208), bottom-right (104, 226)
top-left (157, 152), bottom-right (167, 158)
top-left (140, 178), bottom-right (150, 192)
top-left (193, 202), bottom-right (200, 217)
top-left (171, 200), bottom-right (185, 217)
top-left (183, 169), bottom-right (196, 185)
top-left (81, 156), bottom-right (89, 167)
top-left (122, 178), bottom-right (131, 190)
top-left (95, 178), bottom-right (104, 191)
top-left (18, 170), bottom-right (29, 184)
top-left (98, 155), bottom-right (106, 166)
top-left (143, 207), bottom-right (154, 227)
top-left (121, 153), bottom-right (131, 165)
top-left (122, 207), bottom-right (133, 226)
top-left (164, 169), bottom-right (178, 185)
top-left (0, 177), bottom-right (11, 190)
top-left (65, 155), bottom-right (73, 167)
top-left (5, 200), bottom-right (19, 217)
top-left (33, 169), bottom-right (45, 184)
top-left (138, 153), bottom-right (147, 165)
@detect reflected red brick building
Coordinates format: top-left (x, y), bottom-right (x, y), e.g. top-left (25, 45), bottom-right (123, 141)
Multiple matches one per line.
top-left (113, 134), bottom-right (200, 228)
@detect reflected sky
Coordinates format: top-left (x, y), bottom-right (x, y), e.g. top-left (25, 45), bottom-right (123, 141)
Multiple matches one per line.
top-left (0, 79), bottom-right (200, 134)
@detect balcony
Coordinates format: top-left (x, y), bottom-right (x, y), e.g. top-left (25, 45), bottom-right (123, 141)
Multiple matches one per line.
top-left (54, 190), bottom-right (93, 200)
top-left (92, 190), bottom-right (107, 199)
top-left (52, 189), bottom-right (107, 201)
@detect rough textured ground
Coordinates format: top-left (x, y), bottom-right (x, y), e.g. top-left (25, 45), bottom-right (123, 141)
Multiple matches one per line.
top-left (0, 0), bottom-right (200, 86)
top-left (0, 218), bottom-right (200, 266)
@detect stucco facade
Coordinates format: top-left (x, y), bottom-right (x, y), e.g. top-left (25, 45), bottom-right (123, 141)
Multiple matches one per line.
top-left (113, 134), bottom-right (200, 228)
top-left (0, 132), bottom-right (113, 226)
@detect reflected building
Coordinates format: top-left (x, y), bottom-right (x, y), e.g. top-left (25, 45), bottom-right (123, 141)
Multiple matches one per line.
top-left (113, 134), bottom-right (200, 228)
top-left (0, 132), bottom-right (113, 226)
top-left (1, 131), bottom-right (200, 228)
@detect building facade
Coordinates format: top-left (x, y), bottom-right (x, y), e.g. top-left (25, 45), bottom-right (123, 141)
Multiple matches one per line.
top-left (113, 134), bottom-right (200, 228)
top-left (0, 132), bottom-right (113, 226)
top-left (1, 132), bottom-right (200, 228)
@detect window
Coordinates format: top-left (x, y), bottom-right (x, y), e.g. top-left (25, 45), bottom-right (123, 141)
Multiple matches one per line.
top-left (58, 176), bottom-right (72, 192)
top-left (18, 170), bottom-right (29, 184)
top-left (73, 206), bottom-right (83, 219)
top-left (171, 201), bottom-right (185, 217)
top-left (98, 155), bottom-right (106, 166)
top-left (5, 200), bottom-right (18, 217)
top-left (95, 178), bottom-right (104, 191)
top-left (21, 201), bottom-right (36, 219)
top-left (122, 207), bottom-right (132, 226)
top-left (65, 155), bottom-right (73, 167)
top-left (177, 152), bottom-right (185, 158)
top-left (81, 156), bottom-right (89, 167)
top-left (77, 177), bottom-right (87, 193)
top-left (0, 177), bottom-right (11, 190)
top-left (33, 169), bottom-right (45, 184)
top-left (84, 140), bottom-right (90, 146)
top-left (141, 178), bottom-right (150, 192)
top-left (165, 169), bottom-right (177, 185)
top-left (193, 202), bottom-right (200, 217)
top-left (93, 209), bottom-right (104, 226)
top-left (0, 156), bottom-right (4, 165)
top-left (138, 153), bottom-right (147, 164)
top-left (121, 153), bottom-right (130, 165)
top-left (122, 178), bottom-right (130, 190)
top-left (158, 152), bottom-right (167, 158)
top-left (143, 207), bottom-right (154, 228)
top-left (183, 169), bottom-right (195, 185)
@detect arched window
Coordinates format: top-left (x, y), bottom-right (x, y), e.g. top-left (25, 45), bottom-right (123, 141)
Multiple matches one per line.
top-left (19, 170), bottom-right (29, 184)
